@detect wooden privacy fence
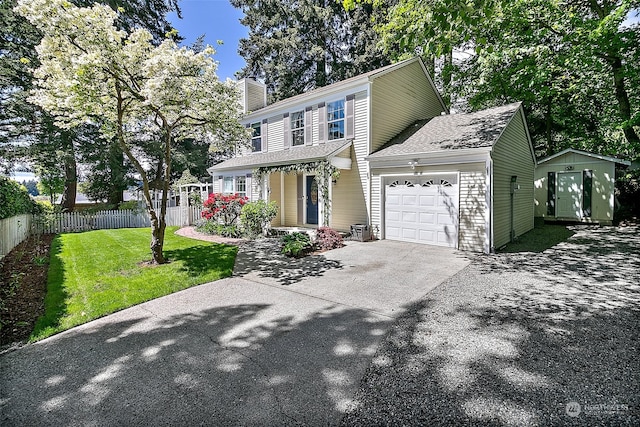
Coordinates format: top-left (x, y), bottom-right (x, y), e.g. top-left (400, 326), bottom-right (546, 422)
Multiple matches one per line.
top-left (0, 214), bottom-right (32, 260)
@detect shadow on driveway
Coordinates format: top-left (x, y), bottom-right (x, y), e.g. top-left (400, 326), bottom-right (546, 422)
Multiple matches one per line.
top-left (1, 299), bottom-right (391, 426)
top-left (233, 239), bottom-right (343, 286)
top-left (342, 226), bottom-right (640, 426)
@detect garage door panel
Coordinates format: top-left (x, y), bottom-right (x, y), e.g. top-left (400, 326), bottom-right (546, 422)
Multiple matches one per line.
top-left (437, 212), bottom-right (455, 225)
top-left (387, 210), bottom-right (401, 221)
top-left (385, 175), bottom-right (459, 248)
top-left (386, 226), bottom-right (401, 239)
top-left (402, 211), bottom-right (417, 222)
top-left (419, 212), bottom-right (435, 224)
top-left (418, 229), bottom-right (435, 241)
top-left (402, 228), bottom-right (417, 239)
top-left (402, 195), bottom-right (417, 205)
top-left (387, 194), bottom-right (401, 205)
top-left (419, 195), bottom-right (436, 206)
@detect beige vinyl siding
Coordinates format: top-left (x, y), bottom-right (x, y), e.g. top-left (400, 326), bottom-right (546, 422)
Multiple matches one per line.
top-left (370, 61), bottom-right (445, 153)
top-left (330, 147), bottom-right (368, 231)
top-left (534, 153), bottom-right (616, 223)
top-left (370, 163), bottom-right (486, 251)
top-left (268, 115), bottom-right (284, 152)
top-left (283, 173), bottom-right (298, 226)
top-left (268, 172), bottom-right (282, 226)
top-left (246, 80), bottom-right (266, 112)
top-left (492, 110), bottom-right (535, 249)
top-left (458, 169), bottom-right (488, 252)
top-left (353, 90), bottom-right (370, 215)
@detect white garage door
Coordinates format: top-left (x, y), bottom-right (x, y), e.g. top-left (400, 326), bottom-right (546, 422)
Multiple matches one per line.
top-left (385, 174), bottom-right (459, 247)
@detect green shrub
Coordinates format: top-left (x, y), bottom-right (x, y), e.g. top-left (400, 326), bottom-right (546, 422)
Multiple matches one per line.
top-left (315, 226), bottom-right (343, 251)
top-left (196, 220), bottom-right (242, 238)
top-left (281, 232), bottom-right (313, 257)
top-left (240, 200), bottom-right (278, 237)
top-left (0, 176), bottom-right (36, 219)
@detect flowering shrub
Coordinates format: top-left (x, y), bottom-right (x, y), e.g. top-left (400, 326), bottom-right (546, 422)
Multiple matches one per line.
top-left (201, 193), bottom-right (248, 226)
top-left (315, 227), bottom-right (344, 251)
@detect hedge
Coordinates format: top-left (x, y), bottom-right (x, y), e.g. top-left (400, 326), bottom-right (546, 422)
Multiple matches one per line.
top-left (0, 176), bottom-right (36, 220)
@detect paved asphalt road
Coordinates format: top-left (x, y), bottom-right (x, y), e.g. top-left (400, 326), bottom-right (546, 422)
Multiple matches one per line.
top-left (0, 240), bottom-right (471, 426)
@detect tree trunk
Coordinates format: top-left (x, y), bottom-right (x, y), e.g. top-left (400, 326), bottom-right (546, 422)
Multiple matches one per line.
top-left (545, 98), bottom-right (553, 156)
top-left (60, 132), bottom-right (77, 212)
top-left (107, 143), bottom-right (125, 207)
top-left (610, 56), bottom-right (640, 147)
top-left (149, 210), bottom-right (166, 264)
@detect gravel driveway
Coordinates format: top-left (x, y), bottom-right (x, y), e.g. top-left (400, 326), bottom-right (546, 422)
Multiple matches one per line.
top-left (341, 225), bottom-right (640, 426)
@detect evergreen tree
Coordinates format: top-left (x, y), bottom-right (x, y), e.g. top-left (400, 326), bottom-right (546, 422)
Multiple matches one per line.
top-left (232, 0), bottom-right (392, 102)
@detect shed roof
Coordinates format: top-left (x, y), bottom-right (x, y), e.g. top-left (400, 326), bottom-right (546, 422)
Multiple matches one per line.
top-left (537, 148), bottom-right (630, 166)
top-left (367, 102), bottom-right (522, 160)
top-left (208, 140), bottom-right (352, 172)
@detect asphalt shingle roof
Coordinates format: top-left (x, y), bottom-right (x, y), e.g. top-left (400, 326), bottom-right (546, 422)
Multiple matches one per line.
top-left (209, 140), bottom-right (352, 172)
top-left (368, 102), bottom-right (522, 159)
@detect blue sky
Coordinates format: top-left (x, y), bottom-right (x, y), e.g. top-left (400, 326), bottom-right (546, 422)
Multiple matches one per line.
top-left (168, 0), bottom-right (248, 81)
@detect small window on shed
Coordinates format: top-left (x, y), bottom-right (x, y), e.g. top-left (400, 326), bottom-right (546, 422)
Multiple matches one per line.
top-left (422, 180), bottom-right (434, 187)
top-left (404, 180), bottom-right (414, 187)
top-left (440, 179), bottom-right (453, 187)
top-left (389, 180), bottom-right (400, 187)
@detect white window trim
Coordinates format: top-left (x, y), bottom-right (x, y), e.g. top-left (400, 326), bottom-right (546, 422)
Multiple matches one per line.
top-left (290, 110), bottom-right (305, 147)
top-left (250, 122), bottom-right (262, 152)
top-left (326, 98), bottom-right (345, 141)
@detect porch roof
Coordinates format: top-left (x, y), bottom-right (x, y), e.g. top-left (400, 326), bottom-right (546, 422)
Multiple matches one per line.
top-left (208, 140), bottom-right (352, 172)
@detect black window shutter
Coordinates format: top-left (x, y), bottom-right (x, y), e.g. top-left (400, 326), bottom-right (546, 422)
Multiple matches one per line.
top-left (547, 172), bottom-right (556, 216)
top-left (583, 170), bottom-right (592, 217)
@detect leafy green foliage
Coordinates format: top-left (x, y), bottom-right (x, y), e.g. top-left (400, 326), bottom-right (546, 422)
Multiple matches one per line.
top-left (30, 227), bottom-right (237, 341)
top-left (315, 226), bottom-right (344, 251)
top-left (196, 221), bottom-right (242, 238)
top-left (281, 232), bottom-right (313, 257)
top-left (360, 0), bottom-right (640, 160)
top-left (240, 200), bottom-right (279, 238)
top-left (0, 176), bottom-right (35, 219)
top-left (616, 169), bottom-right (640, 221)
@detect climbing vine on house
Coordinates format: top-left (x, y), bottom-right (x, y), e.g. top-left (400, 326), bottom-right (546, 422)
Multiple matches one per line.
top-left (253, 160), bottom-right (340, 225)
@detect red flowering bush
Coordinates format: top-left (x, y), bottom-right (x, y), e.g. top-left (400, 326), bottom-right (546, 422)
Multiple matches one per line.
top-left (315, 226), bottom-right (344, 251)
top-left (201, 193), bottom-right (248, 226)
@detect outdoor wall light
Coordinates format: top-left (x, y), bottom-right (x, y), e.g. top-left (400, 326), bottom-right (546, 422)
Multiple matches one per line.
top-left (408, 159), bottom-right (419, 169)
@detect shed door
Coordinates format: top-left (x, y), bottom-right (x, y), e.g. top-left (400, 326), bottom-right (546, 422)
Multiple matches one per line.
top-left (384, 175), bottom-right (459, 248)
top-left (556, 171), bottom-right (582, 219)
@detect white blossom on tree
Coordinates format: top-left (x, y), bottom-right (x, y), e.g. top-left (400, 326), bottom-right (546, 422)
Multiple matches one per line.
top-left (17, 0), bottom-right (250, 263)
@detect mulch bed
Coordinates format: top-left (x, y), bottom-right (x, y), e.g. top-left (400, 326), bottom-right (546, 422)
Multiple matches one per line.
top-left (0, 234), bottom-right (55, 349)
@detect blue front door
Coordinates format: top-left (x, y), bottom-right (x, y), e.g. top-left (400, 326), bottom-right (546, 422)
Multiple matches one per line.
top-left (306, 176), bottom-right (318, 225)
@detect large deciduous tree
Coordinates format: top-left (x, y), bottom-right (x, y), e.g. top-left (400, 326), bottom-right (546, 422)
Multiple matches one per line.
top-left (2, 0), bottom-right (182, 210)
top-left (232, 0), bottom-right (392, 102)
top-left (347, 0), bottom-right (640, 160)
top-left (18, 0), bottom-right (249, 264)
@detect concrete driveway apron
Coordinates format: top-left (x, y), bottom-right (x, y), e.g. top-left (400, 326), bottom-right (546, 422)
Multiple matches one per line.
top-left (1, 240), bottom-right (470, 426)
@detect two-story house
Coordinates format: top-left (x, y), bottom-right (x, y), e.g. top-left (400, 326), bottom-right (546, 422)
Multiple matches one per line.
top-left (208, 57), bottom-right (536, 253)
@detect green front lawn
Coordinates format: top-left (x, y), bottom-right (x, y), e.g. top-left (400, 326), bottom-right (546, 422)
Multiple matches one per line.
top-left (31, 227), bottom-right (237, 341)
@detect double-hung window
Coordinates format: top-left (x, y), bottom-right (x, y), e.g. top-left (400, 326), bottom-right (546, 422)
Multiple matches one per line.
top-left (235, 176), bottom-right (246, 197)
top-left (291, 111), bottom-right (305, 146)
top-left (327, 99), bottom-right (345, 140)
top-left (223, 176), bottom-right (234, 193)
top-left (222, 176), bottom-right (247, 197)
top-left (251, 122), bottom-right (261, 152)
